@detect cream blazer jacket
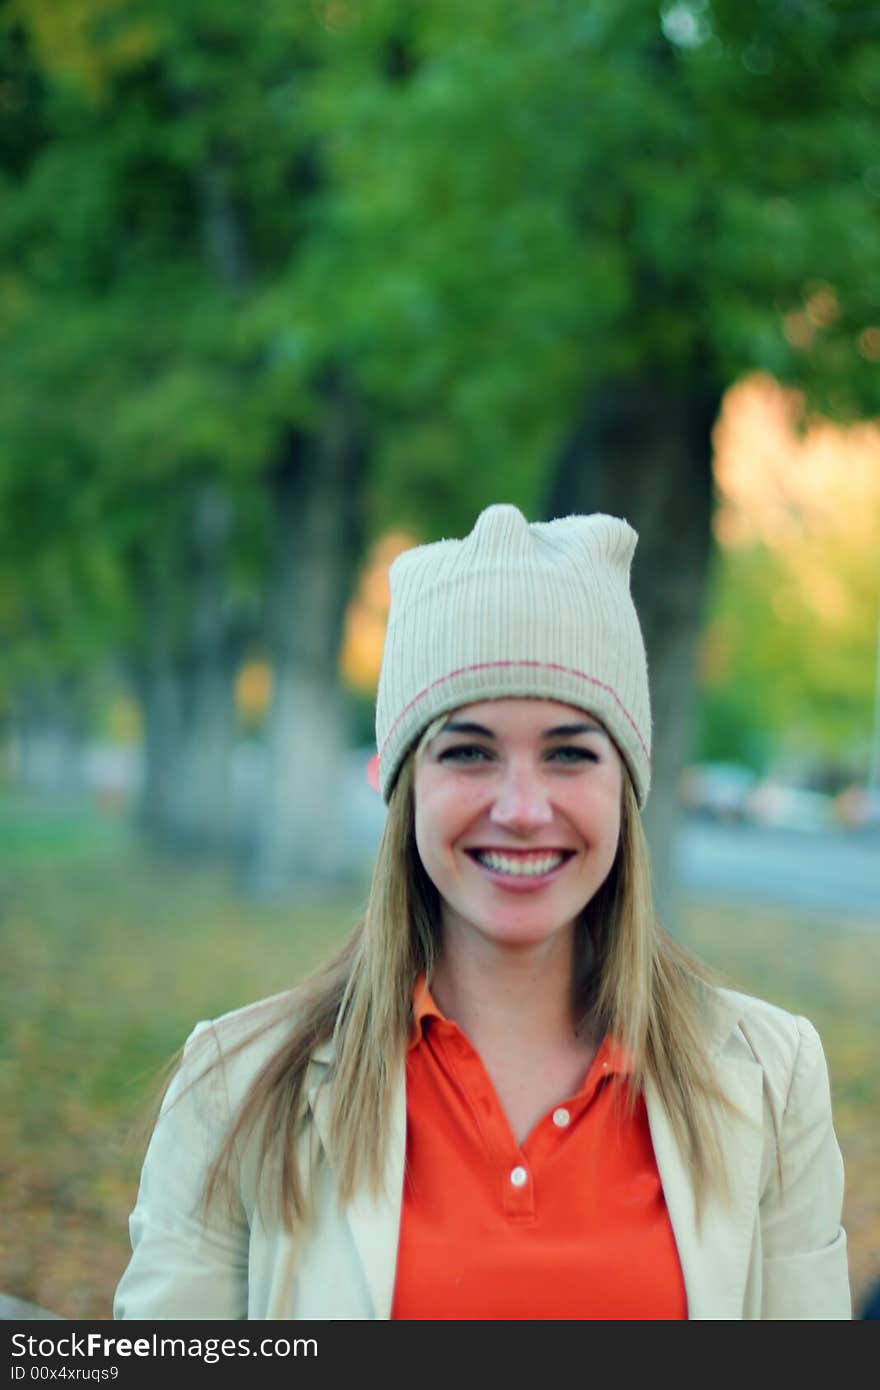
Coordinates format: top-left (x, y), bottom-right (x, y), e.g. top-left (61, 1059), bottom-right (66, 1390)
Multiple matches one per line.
top-left (114, 986), bottom-right (851, 1321)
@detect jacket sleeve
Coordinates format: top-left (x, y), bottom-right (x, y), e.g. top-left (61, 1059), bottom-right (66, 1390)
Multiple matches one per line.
top-left (114, 1021), bottom-right (249, 1320)
top-left (759, 1016), bottom-right (851, 1319)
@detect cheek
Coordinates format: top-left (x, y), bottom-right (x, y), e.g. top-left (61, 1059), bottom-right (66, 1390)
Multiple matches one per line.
top-left (412, 804), bottom-right (434, 872)
top-left (604, 809), bottom-right (623, 858)
top-left (597, 759), bottom-right (624, 830)
top-left (578, 781), bottom-right (622, 853)
top-left (413, 779), bottom-right (479, 866)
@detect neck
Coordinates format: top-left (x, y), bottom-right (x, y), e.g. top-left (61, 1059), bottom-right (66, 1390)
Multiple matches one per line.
top-left (429, 923), bottom-right (589, 1054)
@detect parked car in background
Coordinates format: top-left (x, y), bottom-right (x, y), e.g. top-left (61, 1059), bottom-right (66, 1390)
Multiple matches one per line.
top-left (745, 780), bottom-right (837, 833)
top-left (834, 785), bottom-right (880, 830)
top-left (679, 762), bottom-right (865, 834)
top-left (678, 763), bottom-right (758, 823)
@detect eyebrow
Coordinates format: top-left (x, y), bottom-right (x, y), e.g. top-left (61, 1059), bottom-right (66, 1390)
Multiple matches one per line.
top-left (438, 719), bottom-right (609, 740)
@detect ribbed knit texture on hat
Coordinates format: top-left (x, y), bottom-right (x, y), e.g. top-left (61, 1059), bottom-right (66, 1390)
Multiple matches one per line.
top-left (375, 504), bottom-right (652, 805)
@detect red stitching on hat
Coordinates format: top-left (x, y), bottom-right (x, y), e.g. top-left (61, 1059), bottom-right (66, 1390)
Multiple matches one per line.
top-left (379, 660), bottom-right (649, 767)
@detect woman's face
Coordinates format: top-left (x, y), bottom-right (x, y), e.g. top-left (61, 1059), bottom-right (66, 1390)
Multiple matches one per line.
top-left (413, 697), bottom-right (623, 957)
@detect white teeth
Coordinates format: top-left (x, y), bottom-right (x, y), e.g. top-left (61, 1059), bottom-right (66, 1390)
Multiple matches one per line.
top-left (474, 851), bottom-right (566, 877)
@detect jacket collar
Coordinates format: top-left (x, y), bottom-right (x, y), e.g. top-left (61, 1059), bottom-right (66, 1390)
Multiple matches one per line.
top-left (645, 1052), bottom-right (764, 1318)
top-left (703, 982), bottom-right (755, 1057)
top-left (306, 1041), bottom-right (406, 1320)
top-left (646, 986), bottom-right (767, 1319)
top-left (311, 1037), bottom-right (335, 1066)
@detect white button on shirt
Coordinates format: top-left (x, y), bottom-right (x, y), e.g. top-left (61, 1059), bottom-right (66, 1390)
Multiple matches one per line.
top-left (509, 1166), bottom-right (528, 1188)
top-left (552, 1107), bottom-right (571, 1128)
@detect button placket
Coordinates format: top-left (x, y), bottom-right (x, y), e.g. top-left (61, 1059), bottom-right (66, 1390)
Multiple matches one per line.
top-left (502, 1160), bottom-right (534, 1217)
top-left (435, 1025), bottom-right (535, 1219)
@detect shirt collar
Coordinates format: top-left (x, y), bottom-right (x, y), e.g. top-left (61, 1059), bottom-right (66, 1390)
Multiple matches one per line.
top-left (409, 972), bottom-right (632, 1077)
top-left (409, 972), bottom-right (445, 1050)
top-left (592, 1031), bottom-right (633, 1080)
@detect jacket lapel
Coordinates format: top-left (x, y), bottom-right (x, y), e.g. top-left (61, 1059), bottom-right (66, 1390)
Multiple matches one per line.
top-left (307, 1042), bottom-right (407, 1320)
top-left (646, 1006), bottom-right (766, 1319)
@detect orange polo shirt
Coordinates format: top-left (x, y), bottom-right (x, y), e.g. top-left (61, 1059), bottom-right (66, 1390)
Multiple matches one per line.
top-left (391, 977), bottom-right (688, 1320)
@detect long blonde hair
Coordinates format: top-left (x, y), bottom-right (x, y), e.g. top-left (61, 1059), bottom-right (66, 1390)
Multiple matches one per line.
top-left (197, 717), bottom-right (732, 1226)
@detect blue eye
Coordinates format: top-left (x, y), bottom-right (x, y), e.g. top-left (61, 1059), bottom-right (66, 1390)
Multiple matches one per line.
top-left (549, 746), bottom-right (598, 763)
top-left (437, 744), bottom-right (597, 765)
top-left (438, 744), bottom-right (492, 763)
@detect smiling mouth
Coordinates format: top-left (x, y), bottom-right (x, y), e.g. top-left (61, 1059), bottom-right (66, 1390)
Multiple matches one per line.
top-left (466, 849), bottom-right (576, 878)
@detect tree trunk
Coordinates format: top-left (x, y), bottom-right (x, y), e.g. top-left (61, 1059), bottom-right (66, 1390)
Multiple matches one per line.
top-left (131, 485), bottom-right (240, 855)
top-left (543, 374), bottom-right (720, 927)
top-left (134, 642), bottom-right (184, 842)
top-left (166, 485), bottom-right (238, 852)
top-left (9, 677), bottom-right (87, 798)
top-left (247, 383), bottom-right (365, 897)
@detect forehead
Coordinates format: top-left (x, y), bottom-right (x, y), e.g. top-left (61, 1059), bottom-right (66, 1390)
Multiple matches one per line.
top-left (440, 697), bottom-right (607, 734)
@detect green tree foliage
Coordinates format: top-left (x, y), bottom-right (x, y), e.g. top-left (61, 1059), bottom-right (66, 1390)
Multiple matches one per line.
top-left (699, 504), bottom-right (880, 772)
top-left (1, 0), bottom-right (878, 817)
top-left (296, 0), bottom-right (880, 490)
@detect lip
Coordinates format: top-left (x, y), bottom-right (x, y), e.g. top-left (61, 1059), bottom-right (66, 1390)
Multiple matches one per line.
top-left (464, 848), bottom-right (576, 892)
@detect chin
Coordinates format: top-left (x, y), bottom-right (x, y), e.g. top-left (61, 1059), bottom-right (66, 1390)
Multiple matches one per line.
top-left (471, 911), bottom-right (579, 950)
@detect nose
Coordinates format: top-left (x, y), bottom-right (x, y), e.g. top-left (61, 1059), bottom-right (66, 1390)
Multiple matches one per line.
top-left (489, 760), bottom-right (553, 832)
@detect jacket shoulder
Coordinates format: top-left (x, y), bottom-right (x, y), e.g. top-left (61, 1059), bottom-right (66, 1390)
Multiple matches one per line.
top-left (178, 988), bottom-right (308, 1111)
top-left (211, 988), bottom-right (301, 1048)
top-left (709, 984), bottom-right (806, 1057)
top-left (706, 984), bottom-right (830, 1117)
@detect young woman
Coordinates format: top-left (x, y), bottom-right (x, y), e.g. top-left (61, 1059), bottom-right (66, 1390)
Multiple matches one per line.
top-left (114, 504), bottom-right (851, 1320)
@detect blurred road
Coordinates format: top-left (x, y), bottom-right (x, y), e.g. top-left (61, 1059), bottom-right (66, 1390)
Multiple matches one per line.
top-left (676, 821), bottom-right (880, 921)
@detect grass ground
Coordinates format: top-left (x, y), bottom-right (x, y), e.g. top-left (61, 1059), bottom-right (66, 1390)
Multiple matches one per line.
top-left (2, 799), bottom-right (877, 1318)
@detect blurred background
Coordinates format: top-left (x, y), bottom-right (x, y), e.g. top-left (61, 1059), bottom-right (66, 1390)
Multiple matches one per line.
top-left (1, 0), bottom-right (878, 1318)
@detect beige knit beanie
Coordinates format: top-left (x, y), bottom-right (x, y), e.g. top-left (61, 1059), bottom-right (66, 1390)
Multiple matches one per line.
top-left (375, 504), bottom-right (652, 806)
